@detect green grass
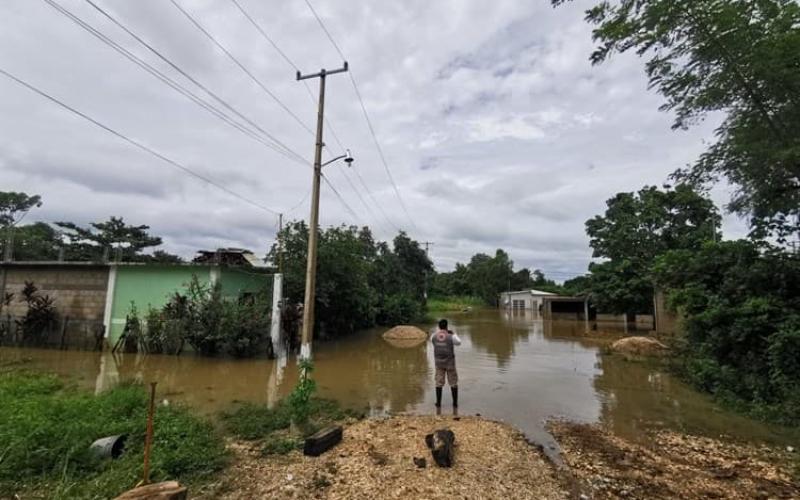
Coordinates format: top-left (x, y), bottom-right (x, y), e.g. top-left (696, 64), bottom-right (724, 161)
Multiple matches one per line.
top-left (221, 397), bottom-right (361, 455)
top-left (427, 295), bottom-right (486, 313)
top-left (0, 371), bottom-right (227, 499)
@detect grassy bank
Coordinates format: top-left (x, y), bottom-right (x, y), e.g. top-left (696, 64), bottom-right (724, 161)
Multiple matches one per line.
top-left (427, 296), bottom-right (486, 313)
top-left (0, 370), bottom-right (227, 499)
top-left (221, 397), bottom-right (362, 456)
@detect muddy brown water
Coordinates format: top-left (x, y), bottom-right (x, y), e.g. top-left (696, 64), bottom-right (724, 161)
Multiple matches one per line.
top-left (1, 310), bottom-right (797, 452)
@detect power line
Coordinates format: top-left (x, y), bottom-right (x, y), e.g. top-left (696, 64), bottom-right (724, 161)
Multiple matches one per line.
top-left (82, 0), bottom-right (309, 166)
top-left (229, 0), bottom-right (393, 232)
top-left (43, 0), bottom-right (307, 166)
top-left (230, 0), bottom-right (347, 155)
top-left (302, 0), bottom-right (417, 231)
top-left (169, 0), bottom-right (315, 137)
top-left (321, 174), bottom-right (360, 222)
top-left (0, 66), bottom-right (281, 216)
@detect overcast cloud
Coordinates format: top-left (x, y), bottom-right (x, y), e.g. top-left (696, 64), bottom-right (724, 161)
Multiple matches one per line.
top-left (0, 0), bottom-right (748, 280)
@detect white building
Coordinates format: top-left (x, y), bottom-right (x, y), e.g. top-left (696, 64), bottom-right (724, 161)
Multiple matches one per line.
top-left (499, 289), bottom-right (557, 312)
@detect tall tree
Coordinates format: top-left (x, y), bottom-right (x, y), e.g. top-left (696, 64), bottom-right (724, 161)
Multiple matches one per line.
top-left (0, 191), bottom-right (43, 260)
top-left (0, 191), bottom-right (42, 227)
top-left (555, 0), bottom-right (800, 239)
top-left (56, 216), bottom-right (163, 261)
top-left (586, 184), bottom-right (721, 313)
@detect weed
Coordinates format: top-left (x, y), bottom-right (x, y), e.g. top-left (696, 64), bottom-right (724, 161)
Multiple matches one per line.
top-left (261, 438), bottom-right (300, 456)
top-left (0, 371), bottom-right (227, 498)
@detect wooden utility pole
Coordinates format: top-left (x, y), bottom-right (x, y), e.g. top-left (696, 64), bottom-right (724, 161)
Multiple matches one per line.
top-left (296, 62), bottom-right (349, 361)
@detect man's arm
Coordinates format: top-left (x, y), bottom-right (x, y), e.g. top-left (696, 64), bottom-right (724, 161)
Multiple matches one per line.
top-left (450, 332), bottom-right (462, 346)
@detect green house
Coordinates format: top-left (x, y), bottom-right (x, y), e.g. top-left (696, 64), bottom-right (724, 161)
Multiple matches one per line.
top-left (104, 263), bottom-right (271, 344)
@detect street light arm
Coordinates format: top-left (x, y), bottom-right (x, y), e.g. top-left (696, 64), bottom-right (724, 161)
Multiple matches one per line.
top-left (321, 153), bottom-right (347, 167)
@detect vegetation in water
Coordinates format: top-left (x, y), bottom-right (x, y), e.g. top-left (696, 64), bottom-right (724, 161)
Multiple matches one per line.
top-left (426, 295), bottom-right (486, 312)
top-left (556, 0), bottom-right (800, 424)
top-left (0, 370), bottom-right (227, 499)
top-left (269, 222), bottom-right (433, 335)
top-left (654, 241), bottom-right (800, 425)
top-left (129, 275), bottom-right (271, 358)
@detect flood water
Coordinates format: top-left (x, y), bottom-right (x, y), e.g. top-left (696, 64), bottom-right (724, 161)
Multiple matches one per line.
top-left (2, 310), bottom-right (796, 451)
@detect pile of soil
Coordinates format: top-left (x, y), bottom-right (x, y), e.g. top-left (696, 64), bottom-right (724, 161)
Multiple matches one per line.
top-left (610, 336), bottom-right (668, 357)
top-left (549, 421), bottom-right (799, 500)
top-left (382, 326), bottom-right (428, 348)
top-left (214, 416), bottom-right (567, 499)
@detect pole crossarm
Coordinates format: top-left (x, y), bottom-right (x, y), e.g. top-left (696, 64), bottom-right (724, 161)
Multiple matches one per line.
top-left (297, 62), bottom-right (348, 81)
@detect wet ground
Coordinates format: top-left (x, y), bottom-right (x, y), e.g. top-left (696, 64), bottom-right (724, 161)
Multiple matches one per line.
top-left (1, 310), bottom-right (797, 452)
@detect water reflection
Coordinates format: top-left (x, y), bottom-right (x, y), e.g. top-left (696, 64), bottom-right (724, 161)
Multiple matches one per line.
top-left (2, 309), bottom-right (796, 449)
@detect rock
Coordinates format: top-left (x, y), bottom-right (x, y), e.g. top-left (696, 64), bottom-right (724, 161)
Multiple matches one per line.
top-left (413, 457), bottom-right (427, 468)
top-left (425, 429), bottom-right (455, 467)
top-left (787, 446), bottom-right (795, 453)
top-left (115, 481), bottom-right (187, 500)
top-left (610, 336), bottom-right (668, 356)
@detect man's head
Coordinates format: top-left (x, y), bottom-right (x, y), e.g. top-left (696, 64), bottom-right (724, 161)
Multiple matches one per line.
top-left (438, 319), bottom-right (448, 330)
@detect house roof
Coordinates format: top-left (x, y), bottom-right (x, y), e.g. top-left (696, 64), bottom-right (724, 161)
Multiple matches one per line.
top-left (501, 289), bottom-right (558, 296)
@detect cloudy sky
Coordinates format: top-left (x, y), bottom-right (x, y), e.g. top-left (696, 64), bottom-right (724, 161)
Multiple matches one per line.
top-left (0, 0), bottom-right (747, 280)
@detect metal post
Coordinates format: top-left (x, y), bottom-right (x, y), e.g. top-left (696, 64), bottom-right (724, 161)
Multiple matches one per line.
top-left (296, 62), bottom-right (348, 361)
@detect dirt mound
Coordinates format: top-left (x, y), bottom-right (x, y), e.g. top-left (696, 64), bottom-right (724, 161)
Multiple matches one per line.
top-left (217, 416), bottom-right (567, 499)
top-left (610, 336), bottom-right (668, 356)
top-left (549, 421), bottom-right (799, 500)
top-left (382, 325), bottom-right (428, 340)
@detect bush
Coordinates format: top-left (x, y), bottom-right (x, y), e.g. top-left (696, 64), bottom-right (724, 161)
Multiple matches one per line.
top-left (0, 371), bottom-right (227, 498)
top-left (378, 293), bottom-right (423, 325)
top-left (655, 241), bottom-right (800, 425)
top-left (16, 281), bottom-right (57, 343)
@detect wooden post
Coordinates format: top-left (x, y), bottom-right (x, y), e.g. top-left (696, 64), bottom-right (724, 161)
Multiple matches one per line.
top-left (142, 382), bottom-right (157, 485)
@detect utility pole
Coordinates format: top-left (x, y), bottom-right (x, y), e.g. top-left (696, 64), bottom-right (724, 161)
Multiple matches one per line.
top-left (296, 62), bottom-right (350, 361)
top-left (278, 213), bottom-right (284, 274)
top-left (421, 241), bottom-right (434, 300)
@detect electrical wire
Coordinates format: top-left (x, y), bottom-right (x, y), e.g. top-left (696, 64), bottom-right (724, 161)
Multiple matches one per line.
top-left (229, 0), bottom-right (347, 155)
top-left (43, 0), bottom-right (307, 166)
top-left (169, 0), bottom-right (315, 137)
top-left (0, 66), bottom-right (281, 216)
top-left (82, 0), bottom-right (309, 166)
top-left (302, 0), bottom-right (417, 231)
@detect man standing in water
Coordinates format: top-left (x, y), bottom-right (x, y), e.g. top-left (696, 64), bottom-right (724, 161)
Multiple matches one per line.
top-left (432, 318), bottom-right (461, 408)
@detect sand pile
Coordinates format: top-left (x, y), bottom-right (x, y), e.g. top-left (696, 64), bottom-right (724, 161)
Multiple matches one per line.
top-left (382, 325), bottom-right (428, 340)
top-left (610, 336), bottom-right (668, 356)
top-left (216, 416), bottom-right (567, 499)
top-left (381, 325), bottom-right (428, 348)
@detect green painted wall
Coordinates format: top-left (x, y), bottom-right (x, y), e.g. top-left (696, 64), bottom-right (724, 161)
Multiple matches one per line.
top-left (108, 265), bottom-right (212, 343)
top-left (107, 264), bottom-right (272, 344)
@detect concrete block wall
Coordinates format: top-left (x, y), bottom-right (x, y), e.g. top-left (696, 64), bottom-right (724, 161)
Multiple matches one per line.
top-left (2, 266), bottom-right (108, 321)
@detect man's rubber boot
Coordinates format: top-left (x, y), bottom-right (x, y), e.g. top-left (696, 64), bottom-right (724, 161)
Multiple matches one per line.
top-left (451, 386), bottom-right (458, 407)
top-left (435, 387), bottom-right (442, 407)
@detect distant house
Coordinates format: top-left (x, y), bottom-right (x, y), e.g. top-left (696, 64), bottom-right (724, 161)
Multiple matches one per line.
top-left (499, 289), bottom-right (557, 312)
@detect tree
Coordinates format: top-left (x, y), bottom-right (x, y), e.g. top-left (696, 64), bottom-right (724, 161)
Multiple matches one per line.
top-left (8, 223), bottom-right (60, 261)
top-left (653, 240), bottom-right (800, 424)
top-left (56, 216), bottom-right (163, 261)
top-left (585, 184), bottom-right (721, 313)
top-left (1, 191), bottom-right (43, 260)
top-left (554, 0), bottom-right (800, 239)
top-left (0, 191), bottom-right (41, 227)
